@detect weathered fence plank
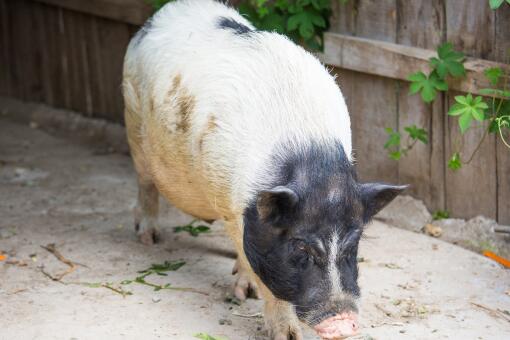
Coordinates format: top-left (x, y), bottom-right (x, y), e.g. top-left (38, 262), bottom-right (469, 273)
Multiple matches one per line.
top-left (92, 16), bottom-right (132, 121)
top-left (495, 5), bottom-right (510, 224)
top-left (396, 0), bottom-right (446, 211)
top-left (0, 0), bottom-right (10, 96)
top-left (43, 4), bottom-right (64, 107)
top-left (34, 2), bottom-right (54, 106)
top-left (332, 0), bottom-right (400, 184)
top-left (85, 17), bottom-right (107, 116)
top-left (320, 33), bottom-right (510, 98)
top-left (445, 0), bottom-right (497, 220)
top-left (64, 10), bottom-right (88, 115)
top-left (33, 0), bottom-right (152, 26)
top-left (8, 0), bottom-right (39, 101)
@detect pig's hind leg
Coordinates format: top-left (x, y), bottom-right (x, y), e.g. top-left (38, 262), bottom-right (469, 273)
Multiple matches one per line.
top-left (134, 177), bottom-right (161, 245)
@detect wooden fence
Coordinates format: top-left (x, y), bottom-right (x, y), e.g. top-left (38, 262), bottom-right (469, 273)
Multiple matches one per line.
top-left (0, 0), bottom-right (509, 224)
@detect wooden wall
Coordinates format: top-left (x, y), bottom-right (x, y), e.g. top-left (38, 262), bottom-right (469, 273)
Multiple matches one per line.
top-left (0, 0), bottom-right (146, 121)
top-left (0, 0), bottom-right (509, 224)
top-left (329, 0), bottom-right (510, 224)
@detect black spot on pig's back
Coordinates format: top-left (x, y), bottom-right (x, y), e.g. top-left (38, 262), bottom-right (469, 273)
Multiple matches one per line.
top-left (218, 17), bottom-right (253, 35)
top-left (133, 16), bottom-right (153, 46)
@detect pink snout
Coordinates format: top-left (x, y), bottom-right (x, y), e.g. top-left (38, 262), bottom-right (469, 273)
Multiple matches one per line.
top-left (313, 312), bottom-right (359, 339)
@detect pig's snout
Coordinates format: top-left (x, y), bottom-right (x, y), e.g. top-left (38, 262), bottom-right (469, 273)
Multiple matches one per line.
top-left (313, 312), bottom-right (359, 340)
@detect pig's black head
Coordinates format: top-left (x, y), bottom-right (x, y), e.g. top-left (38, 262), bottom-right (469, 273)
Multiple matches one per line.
top-left (243, 141), bottom-right (406, 327)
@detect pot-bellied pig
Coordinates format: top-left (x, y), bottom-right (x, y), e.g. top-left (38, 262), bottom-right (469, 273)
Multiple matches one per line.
top-left (122, 1), bottom-right (406, 339)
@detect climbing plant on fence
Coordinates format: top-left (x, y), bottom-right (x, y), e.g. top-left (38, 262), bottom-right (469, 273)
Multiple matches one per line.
top-left (384, 43), bottom-right (510, 170)
top-left (384, 2), bottom-right (510, 171)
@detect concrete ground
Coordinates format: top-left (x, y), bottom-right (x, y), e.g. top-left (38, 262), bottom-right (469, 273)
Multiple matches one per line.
top-left (1, 118), bottom-right (509, 340)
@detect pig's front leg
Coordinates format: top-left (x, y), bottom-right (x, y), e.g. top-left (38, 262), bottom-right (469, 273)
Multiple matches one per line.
top-left (231, 257), bottom-right (260, 300)
top-left (224, 221), bottom-right (260, 300)
top-left (261, 287), bottom-right (303, 340)
top-left (134, 178), bottom-right (160, 245)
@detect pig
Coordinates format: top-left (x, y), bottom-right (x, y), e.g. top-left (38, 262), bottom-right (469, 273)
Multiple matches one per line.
top-left (122, 1), bottom-right (406, 339)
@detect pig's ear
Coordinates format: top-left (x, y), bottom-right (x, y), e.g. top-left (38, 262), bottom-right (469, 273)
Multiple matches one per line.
top-left (256, 186), bottom-right (299, 224)
top-left (360, 183), bottom-right (408, 222)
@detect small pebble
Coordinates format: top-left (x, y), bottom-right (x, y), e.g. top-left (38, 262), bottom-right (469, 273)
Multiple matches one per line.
top-left (152, 297), bottom-right (161, 303)
top-left (219, 318), bottom-right (232, 325)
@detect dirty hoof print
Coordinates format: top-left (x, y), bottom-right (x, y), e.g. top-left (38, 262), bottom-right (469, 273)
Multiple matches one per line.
top-left (138, 228), bottom-right (161, 245)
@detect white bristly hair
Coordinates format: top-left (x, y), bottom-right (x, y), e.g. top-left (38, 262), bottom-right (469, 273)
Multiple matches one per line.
top-left (123, 0), bottom-right (352, 213)
top-left (328, 231), bottom-right (342, 297)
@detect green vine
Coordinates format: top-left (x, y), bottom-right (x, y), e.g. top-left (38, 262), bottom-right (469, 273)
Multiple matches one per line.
top-left (385, 1), bottom-right (510, 171)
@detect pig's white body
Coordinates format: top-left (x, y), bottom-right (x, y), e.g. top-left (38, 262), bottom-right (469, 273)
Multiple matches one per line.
top-left (123, 0), bottom-right (352, 219)
top-left (123, 1), bottom-right (357, 337)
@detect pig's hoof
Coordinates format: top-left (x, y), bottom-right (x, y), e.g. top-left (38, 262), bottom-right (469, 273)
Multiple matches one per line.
top-left (272, 329), bottom-right (303, 340)
top-left (232, 261), bottom-right (260, 300)
top-left (138, 227), bottom-right (161, 245)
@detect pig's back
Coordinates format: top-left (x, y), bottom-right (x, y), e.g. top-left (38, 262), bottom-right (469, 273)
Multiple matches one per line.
top-left (123, 0), bottom-right (352, 216)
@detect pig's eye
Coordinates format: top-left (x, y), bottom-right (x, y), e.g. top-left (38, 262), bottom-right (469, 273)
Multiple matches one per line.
top-left (291, 240), bottom-right (313, 268)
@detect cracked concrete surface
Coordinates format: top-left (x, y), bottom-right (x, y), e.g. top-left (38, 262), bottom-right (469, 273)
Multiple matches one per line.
top-left (1, 118), bottom-right (509, 340)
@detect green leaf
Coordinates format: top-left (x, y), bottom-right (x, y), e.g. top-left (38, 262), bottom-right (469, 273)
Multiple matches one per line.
top-left (384, 128), bottom-right (401, 149)
top-left (174, 221), bottom-right (211, 237)
top-left (408, 72), bottom-right (426, 82)
top-left (137, 260), bottom-right (186, 278)
top-left (484, 67), bottom-right (503, 86)
top-left (311, 0), bottom-right (330, 10)
top-left (259, 12), bottom-right (287, 33)
top-left (432, 210), bottom-right (450, 220)
top-left (448, 152), bottom-right (462, 171)
top-left (194, 333), bottom-right (226, 340)
top-left (492, 115), bottom-right (510, 133)
top-left (489, 0), bottom-right (505, 9)
top-left (287, 11), bottom-right (317, 39)
top-left (389, 151), bottom-right (402, 160)
top-left (311, 14), bottom-right (326, 28)
top-left (404, 125), bottom-right (428, 144)
top-left (429, 43), bottom-right (465, 78)
top-left (303, 35), bottom-right (323, 50)
top-left (459, 112), bottom-right (473, 133)
top-left (448, 94), bottom-right (489, 133)
top-left (489, 119), bottom-right (500, 133)
top-left (238, 4), bottom-right (263, 28)
top-left (407, 71), bottom-right (447, 103)
top-left (497, 115), bottom-right (510, 129)
top-left (448, 103), bottom-right (467, 116)
top-left (275, 0), bottom-right (290, 10)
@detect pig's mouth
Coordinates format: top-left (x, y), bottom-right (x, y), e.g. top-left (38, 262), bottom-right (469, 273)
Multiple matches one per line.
top-left (313, 312), bottom-right (359, 339)
top-left (296, 301), bottom-right (359, 339)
